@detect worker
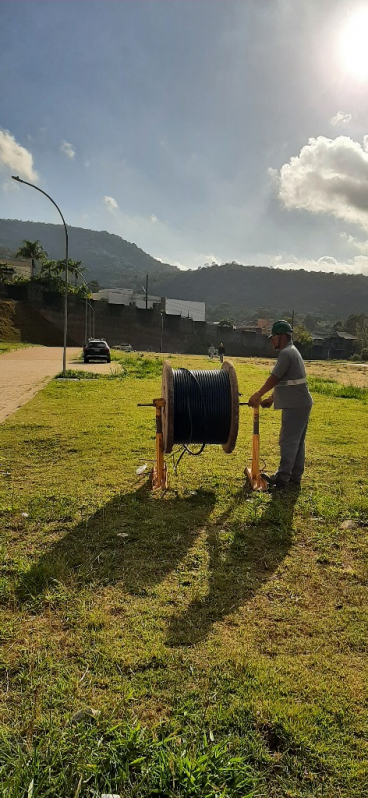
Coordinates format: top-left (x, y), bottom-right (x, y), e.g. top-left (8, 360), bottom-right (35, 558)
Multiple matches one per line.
top-left (248, 320), bottom-right (313, 491)
top-left (208, 344), bottom-right (215, 359)
top-left (218, 342), bottom-right (225, 363)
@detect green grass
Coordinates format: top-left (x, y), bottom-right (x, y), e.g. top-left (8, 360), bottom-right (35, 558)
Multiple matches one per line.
top-left (0, 342), bottom-right (33, 355)
top-left (308, 375), bottom-right (368, 401)
top-left (110, 351), bottom-right (164, 379)
top-left (55, 368), bottom-right (101, 380)
top-left (0, 355), bottom-right (367, 797)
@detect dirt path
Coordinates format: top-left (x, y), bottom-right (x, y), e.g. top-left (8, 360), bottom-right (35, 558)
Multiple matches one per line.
top-left (0, 346), bottom-right (113, 423)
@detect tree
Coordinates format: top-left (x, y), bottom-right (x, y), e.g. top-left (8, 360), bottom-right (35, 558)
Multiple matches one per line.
top-left (15, 240), bottom-right (47, 278)
top-left (218, 318), bottom-right (234, 328)
top-left (293, 324), bottom-right (313, 356)
top-left (40, 259), bottom-right (57, 281)
top-left (70, 259), bottom-right (84, 286)
top-left (304, 313), bottom-right (319, 332)
top-left (356, 318), bottom-right (368, 353)
top-left (344, 313), bottom-right (366, 335)
top-left (55, 259), bottom-right (84, 285)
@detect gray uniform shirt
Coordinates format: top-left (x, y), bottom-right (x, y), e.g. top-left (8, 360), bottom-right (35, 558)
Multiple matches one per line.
top-left (271, 342), bottom-right (313, 409)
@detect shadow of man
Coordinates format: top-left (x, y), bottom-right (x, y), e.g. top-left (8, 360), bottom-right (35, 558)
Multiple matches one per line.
top-left (16, 484), bottom-right (216, 603)
top-left (166, 487), bottom-right (300, 647)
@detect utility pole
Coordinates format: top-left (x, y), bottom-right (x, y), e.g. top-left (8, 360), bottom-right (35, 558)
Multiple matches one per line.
top-left (291, 309), bottom-right (295, 328)
top-left (145, 274), bottom-right (148, 310)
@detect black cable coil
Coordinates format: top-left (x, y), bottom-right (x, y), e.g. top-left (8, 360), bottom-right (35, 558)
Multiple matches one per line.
top-left (172, 368), bottom-right (232, 446)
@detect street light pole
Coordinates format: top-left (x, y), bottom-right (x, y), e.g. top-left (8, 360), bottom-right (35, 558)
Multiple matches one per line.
top-left (72, 264), bottom-right (89, 345)
top-left (12, 175), bottom-right (69, 375)
top-left (160, 311), bottom-right (164, 353)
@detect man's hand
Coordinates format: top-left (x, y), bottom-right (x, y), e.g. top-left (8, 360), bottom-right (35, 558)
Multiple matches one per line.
top-left (248, 391), bottom-right (261, 407)
top-left (261, 395), bottom-right (274, 408)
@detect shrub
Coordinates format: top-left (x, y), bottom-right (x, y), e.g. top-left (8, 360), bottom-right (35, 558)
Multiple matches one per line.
top-left (361, 347), bottom-right (368, 361)
top-left (349, 353), bottom-right (361, 362)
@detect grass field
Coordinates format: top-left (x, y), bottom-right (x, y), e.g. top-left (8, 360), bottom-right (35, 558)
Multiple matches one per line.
top-left (0, 353), bottom-right (367, 797)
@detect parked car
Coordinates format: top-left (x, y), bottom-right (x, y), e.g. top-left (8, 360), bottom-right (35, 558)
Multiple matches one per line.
top-left (83, 339), bottom-right (111, 363)
top-left (115, 343), bottom-right (133, 352)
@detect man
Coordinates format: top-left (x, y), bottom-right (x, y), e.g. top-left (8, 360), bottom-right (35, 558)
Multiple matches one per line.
top-left (248, 320), bottom-right (312, 490)
top-left (218, 342), bottom-right (225, 363)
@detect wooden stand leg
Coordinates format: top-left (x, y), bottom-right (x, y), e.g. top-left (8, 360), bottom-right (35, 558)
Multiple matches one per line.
top-left (245, 407), bottom-right (268, 491)
top-left (152, 398), bottom-right (167, 490)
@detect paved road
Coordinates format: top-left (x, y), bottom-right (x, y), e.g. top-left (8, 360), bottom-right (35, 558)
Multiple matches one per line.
top-left (0, 347), bottom-right (113, 423)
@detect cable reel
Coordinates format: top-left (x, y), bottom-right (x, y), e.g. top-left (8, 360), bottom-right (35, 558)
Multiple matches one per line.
top-left (138, 359), bottom-right (268, 491)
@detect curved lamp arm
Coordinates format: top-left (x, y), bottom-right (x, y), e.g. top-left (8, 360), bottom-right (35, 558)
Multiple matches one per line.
top-left (12, 175), bottom-right (69, 375)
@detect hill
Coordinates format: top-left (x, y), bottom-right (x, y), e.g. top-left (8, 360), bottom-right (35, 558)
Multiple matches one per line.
top-left (0, 218), bottom-right (178, 287)
top-left (153, 262), bottom-right (368, 318)
top-left (2, 219), bottom-right (368, 317)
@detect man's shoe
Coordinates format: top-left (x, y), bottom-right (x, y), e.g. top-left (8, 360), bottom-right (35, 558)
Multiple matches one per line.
top-left (268, 480), bottom-right (288, 493)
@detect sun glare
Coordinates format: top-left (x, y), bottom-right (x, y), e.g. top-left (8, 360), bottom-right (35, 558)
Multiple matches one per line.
top-left (341, 9), bottom-right (368, 78)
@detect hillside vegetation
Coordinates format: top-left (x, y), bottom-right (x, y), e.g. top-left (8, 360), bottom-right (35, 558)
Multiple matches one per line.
top-left (2, 219), bottom-right (368, 316)
top-left (0, 219), bottom-right (177, 287)
top-left (153, 262), bottom-right (368, 317)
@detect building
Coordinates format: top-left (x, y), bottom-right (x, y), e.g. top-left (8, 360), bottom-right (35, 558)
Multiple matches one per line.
top-left (91, 288), bottom-right (161, 309)
top-left (311, 331), bottom-right (357, 359)
top-left (92, 288), bottom-right (205, 321)
top-left (162, 297), bottom-right (205, 322)
top-left (0, 259), bottom-right (32, 280)
top-left (242, 318), bottom-right (273, 334)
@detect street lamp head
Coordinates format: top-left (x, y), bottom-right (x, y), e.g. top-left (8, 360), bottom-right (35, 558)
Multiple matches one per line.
top-left (12, 175), bottom-right (21, 182)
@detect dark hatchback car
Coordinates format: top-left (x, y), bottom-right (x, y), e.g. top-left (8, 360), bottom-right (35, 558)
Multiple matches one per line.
top-left (83, 339), bottom-right (111, 363)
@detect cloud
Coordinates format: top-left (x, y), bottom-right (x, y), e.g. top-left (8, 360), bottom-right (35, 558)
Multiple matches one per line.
top-left (103, 195), bottom-right (119, 213)
top-left (150, 214), bottom-right (158, 223)
top-left (277, 135), bottom-right (368, 232)
top-left (330, 111), bottom-right (352, 127)
top-left (61, 140), bottom-right (76, 159)
top-left (2, 179), bottom-right (19, 193)
top-left (272, 253), bottom-right (368, 276)
top-left (340, 232), bottom-right (368, 253)
top-left (0, 129), bottom-right (38, 181)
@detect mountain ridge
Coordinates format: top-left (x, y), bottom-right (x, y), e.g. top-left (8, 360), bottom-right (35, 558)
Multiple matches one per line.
top-left (0, 218), bottom-right (177, 287)
top-left (1, 218), bottom-right (368, 317)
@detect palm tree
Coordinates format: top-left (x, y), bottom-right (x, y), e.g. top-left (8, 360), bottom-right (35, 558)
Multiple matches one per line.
top-left (40, 259), bottom-right (57, 281)
top-left (15, 240), bottom-right (47, 279)
top-left (56, 258), bottom-right (84, 286)
top-left (70, 259), bottom-right (84, 286)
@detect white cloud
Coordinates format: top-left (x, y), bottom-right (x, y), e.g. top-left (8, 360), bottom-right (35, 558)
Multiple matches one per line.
top-left (2, 179), bottom-right (19, 193)
top-left (0, 129), bottom-right (38, 181)
top-left (150, 214), bottom-right (158, 223)
top-left (272, 253), bottom-right (368, 275)
top-left (277, 135), bottom-right (368, 232)
top-left (330, 111), bottom-right (352, 127)
top-left (61, 140), bottom-right (76, 159)
top-left (340, 232), bottom-right (368, 253)
top-left (103, 195), bottom-right (119, 212)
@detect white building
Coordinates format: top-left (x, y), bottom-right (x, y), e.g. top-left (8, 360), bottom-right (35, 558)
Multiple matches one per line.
top-left (163, 297), bottom-right (205, 322)
top-left (92, 288), bottom-right (205, 321)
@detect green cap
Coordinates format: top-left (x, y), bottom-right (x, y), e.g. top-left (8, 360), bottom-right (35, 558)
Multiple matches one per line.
top-left (268, 320), bottom-right (293, 338)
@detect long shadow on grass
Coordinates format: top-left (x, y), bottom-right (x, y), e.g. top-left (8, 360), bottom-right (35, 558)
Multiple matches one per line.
top-left (16, 485), bottom-right (215, 602)
top-left (166, 488), bottom-right (299, 647)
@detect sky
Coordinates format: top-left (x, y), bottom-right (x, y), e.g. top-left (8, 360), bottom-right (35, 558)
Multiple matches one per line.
top-left (3, 0), bottom-right (368, 275)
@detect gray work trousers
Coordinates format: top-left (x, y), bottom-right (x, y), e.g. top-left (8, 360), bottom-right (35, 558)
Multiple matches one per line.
top-left (275, 407), bottom-right (311, 484)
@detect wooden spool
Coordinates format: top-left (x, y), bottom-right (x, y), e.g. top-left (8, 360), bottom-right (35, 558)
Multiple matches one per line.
top-left (161, 360), bottom-right (239, 454)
